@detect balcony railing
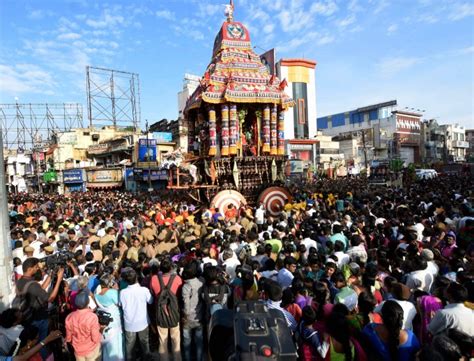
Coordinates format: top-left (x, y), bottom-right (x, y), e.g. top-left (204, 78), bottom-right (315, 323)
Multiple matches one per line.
top-left (452, 140), bottom-right (469, 148)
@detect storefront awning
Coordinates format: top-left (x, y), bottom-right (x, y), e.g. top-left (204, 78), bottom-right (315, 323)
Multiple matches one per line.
top-left (86, 182), bottom-right (123, 189)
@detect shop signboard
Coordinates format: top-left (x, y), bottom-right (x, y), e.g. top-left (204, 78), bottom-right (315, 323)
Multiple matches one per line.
top-left (63, 169), bottom-right (83, 184)
top-left (88, 144), bottom-right (110, 155)
top-left (138, 139), bottom-right (157, 162)
top-left (135, 169), bottom-right (168, 181)
top-left (290, 160), bottom-right (304, 173)
top-left (87, 168), bottom-right (123, 183)
top-left (152, 132), bottom-right (173, 143)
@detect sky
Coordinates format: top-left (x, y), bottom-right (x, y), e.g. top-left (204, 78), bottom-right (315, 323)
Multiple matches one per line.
top-left (0, 0), bottom-right (473, 130)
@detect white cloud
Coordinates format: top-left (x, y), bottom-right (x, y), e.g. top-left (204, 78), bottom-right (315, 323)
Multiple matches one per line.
top-left (448, 2), bottom-right (474, 21)
top-left (198, 3), bottom-right (221, 18)
top-left (377, 56), bottom-right (422, 76)
top-left (85, 10), bottom-right (125, 29)
top-left (0, 64), bottom-right (56, 95)
top-left (27, 9), bottom-right (54, 20)
top-left (156, 10), bottom-right (175, 21)
top-left (310, 1), bottom-right (338, 16)
top-left (336, 15), bottom-right (356, 28)
top-left (317, 35), bottom-right (335, 45)
top-left (418, 13), bottom-right (439, 24)
top-left (263, 24), bottom-right (275, 34)
top-left (387, 24), bottom-right (398, 34)
top-left (57, 32), bottom-right (82, 41)
top-left (370, 0), bottom-right (390, 14)
top-left (278, 1), bottom-right (315, 33)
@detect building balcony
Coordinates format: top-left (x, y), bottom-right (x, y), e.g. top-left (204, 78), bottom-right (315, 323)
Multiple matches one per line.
top-left (452, 140), bottom-right (469, 148)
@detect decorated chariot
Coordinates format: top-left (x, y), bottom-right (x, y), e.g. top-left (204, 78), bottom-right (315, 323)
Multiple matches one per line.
top-left (168, 2), bottom-right (294, 216)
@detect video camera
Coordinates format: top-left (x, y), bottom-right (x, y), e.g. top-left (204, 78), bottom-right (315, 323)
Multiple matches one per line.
top-left (97, 309), bottom-right (113, 326)
top-left (44, 250), bottom-right (75, 270)
top-left (208, 301), bottom-right (297, 361)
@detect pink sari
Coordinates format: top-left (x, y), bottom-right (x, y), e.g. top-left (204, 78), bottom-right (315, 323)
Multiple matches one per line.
top-left (418, 295), bottom-right (443, 343)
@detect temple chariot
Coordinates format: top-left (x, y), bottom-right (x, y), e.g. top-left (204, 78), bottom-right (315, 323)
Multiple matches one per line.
top-left (168, 1), bottom-right (294, 216)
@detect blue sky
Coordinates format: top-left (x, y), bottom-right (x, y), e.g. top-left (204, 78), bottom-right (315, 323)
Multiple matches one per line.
top-left (1, 0), bottom-right (473, 129)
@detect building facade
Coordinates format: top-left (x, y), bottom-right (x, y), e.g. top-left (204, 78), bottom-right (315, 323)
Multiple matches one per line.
top-left (317, 100), bottom-right (422, 167)
top-left (466, 129), bottom-right (474, 162)
top-left (276, 59), bottom-right (317, 140)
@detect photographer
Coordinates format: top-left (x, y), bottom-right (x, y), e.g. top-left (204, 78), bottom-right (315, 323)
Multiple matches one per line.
top-left (16, 257), bottom-right (64, 360)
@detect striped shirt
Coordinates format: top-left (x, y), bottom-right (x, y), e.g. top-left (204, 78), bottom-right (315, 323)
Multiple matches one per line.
top-left (264, 300), bottom-right (297, 332)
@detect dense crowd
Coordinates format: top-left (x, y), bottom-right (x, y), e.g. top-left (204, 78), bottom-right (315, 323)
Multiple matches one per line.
top-left (1, 175), bottom-right (473, 361)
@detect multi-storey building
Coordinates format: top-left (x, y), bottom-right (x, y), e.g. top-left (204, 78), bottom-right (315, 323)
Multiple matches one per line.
top-left (317, 100), bottom-right (422, 167)
top-left (466, 129), bottom-right (474, 161)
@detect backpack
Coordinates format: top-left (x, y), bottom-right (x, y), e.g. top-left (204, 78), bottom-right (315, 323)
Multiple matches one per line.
top-left (155, 274), bottom-right (180, 328)
top-left (12, 280), bottom-right (35, 322)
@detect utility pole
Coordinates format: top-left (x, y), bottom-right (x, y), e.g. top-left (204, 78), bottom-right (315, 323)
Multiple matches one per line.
top-left (0, 129), bottom-right (13, 311)
top-left (146, 120), bottom-right (152, 192)
top-left (361, 129), bottom-right (369, 172)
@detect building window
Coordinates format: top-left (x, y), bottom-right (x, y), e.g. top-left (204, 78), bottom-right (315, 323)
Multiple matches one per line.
top-left (298, 99), bottom-right (306, 125)
top-left (292, 82), bottom-right (308, 139)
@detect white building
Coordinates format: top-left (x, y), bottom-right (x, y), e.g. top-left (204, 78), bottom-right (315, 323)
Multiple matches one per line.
top-left (276, 59), bottom-right (317, 140)
top-left (440, 123), bottom-right (468, 162)
top-left (5, 152), bottom-right (33, 192)
top-left (177, 74), bottom-right (200, 118)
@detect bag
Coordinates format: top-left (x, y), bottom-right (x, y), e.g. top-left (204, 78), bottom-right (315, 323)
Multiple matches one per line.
top-left (12, 280), bottom-right (35, 322)
top-left (155, 274), bottom-right (180, 328)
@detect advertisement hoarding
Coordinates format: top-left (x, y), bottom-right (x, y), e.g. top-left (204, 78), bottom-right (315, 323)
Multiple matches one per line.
top-left (138, 139), bottom-right (157, 162)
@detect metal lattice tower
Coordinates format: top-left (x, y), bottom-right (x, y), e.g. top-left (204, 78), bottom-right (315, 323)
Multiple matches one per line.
top-left (86, 66), bottom-right (141, 130)
top-left (0, 103), bottom-right (83, 150)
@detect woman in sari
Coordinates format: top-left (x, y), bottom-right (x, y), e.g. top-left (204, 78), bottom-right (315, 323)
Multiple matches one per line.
top-left (95, 273), bottom-right (125, 361)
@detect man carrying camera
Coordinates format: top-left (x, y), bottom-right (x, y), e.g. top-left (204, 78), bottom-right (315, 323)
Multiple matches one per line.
top-left (16, 257), bottom-right (64, 360)
top-left (65, 289), bottom-right (104, 361)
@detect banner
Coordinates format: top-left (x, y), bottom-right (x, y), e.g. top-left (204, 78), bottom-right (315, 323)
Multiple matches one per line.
top-left (260, 48), bottom-right (276, 75)
top-left (138, 139), bottom-right (157, 162)
top-left (87, 169), bottom-right (123, 183)
top-left (63, 169), bottom-right (83, 184)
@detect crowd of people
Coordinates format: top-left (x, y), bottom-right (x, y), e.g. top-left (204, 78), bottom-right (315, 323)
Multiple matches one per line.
top-left (0, 175), bottom-right (473, 361)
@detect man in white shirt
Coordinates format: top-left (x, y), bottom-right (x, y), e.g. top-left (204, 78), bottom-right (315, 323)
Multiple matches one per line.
top-left (301, 231), bottom-right (317, 259)
top-left (255, 205), bottom-right (265, 225)
top-left (428, 283), bottom-right (474, 336)
top-left (120, 268), bottom-right (153, 360)
top-left (375, 283), bottom-right (417, 330)
top-left (421, 249), bottom-right (439, 278)
top-left (333, 241), bottom-right (350, 268)
top-left (346, 234), bottom-right (367, 264)
top-left (222, 249), bottom-right (240, 282)
top-left (405, 256), bottom-right (433, 293)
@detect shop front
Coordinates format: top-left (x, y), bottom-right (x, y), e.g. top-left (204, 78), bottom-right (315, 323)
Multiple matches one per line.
top-left (86, 168), bottom-right (123, 190)
top-left (286, 139), bottom-right (317, 168)
top-left (63, 169), bottom-right (85, 193)
top-left (134, 168), bottom-right (169, 191)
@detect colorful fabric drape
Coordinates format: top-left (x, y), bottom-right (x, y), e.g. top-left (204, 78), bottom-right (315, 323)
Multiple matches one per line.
top-left (208, 107), bottom-right (217, 156)
top-left (270, 105), bottom-right (278, 155)
top-left (229, 104), bottom-right (237, 155)
top-left (278, 110), bottom-right (285, 155)
top-left (221, 104), bottom-right (229, 156)
top-left (263, 105), bottom-right (270, 153)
